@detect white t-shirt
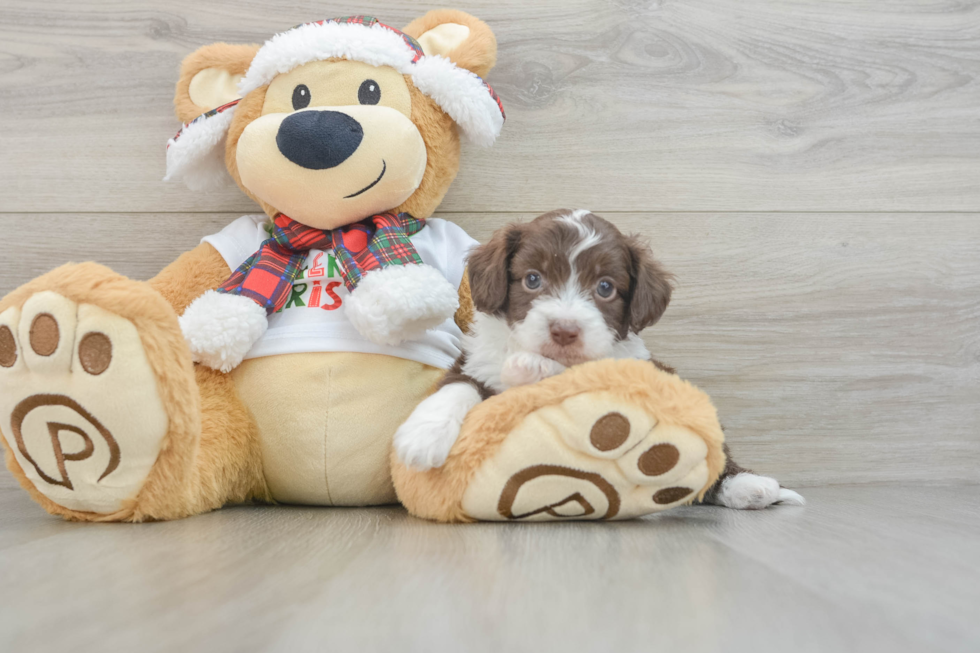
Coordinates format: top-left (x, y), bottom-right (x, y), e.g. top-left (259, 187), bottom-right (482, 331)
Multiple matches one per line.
top-left (203, 215), bottom-right (478, 370)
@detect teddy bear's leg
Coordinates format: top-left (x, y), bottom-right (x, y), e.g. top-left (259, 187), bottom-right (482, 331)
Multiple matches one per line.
top-left (392, 359), bottom-right (727, 522)
top-left (0, 263), bottom-right (266, 521)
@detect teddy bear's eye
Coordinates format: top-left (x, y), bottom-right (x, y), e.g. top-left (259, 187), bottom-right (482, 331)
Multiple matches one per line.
top-left (292, 84), bottom-right (311, 110)
top-left (358, 79), bottom-right (381, 105)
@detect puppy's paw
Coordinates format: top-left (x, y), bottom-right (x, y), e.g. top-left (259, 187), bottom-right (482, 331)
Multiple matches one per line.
top-left (777, 488), bottom-right (806, 506)
top-left (713, 473), bottom-right (805, 509)
top-left (394, 383), bottom-right (482, 470)
top-left (395, 421), bottom-right (460, 471)
top-left (500, 352), bottom-right (566, 388)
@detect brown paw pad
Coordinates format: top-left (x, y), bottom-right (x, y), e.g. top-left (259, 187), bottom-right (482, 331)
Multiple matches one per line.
top-left (589, 412), bottom-right (630, 451)
top-left (0, 325), bottom-right (16, 367)
top-left (29, 313), bottom-right (59, 356)
top-left (653, 486), bottom-right (693, 505)
top-left (78, 332), bottom-right (112, 375)
top-left (637, 443), bottom-right (680, 477)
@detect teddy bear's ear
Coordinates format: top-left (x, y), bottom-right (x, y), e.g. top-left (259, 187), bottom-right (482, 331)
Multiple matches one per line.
top-left (403, 10), bottom-right (498, 78)
top-left (173, 43), bottom-right (260, 123)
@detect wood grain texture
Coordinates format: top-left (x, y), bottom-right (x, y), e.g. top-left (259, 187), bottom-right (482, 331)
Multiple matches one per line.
top-left (0, 481), bottom-right (978, 653)
top-left (0, 1), bottom-right (979, 213)
top-left (0, 211), bottom-right (977, 486)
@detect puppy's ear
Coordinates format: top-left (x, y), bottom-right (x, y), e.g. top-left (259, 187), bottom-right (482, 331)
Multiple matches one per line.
top-left (403, 10), bottom-right (497, 78)
top-left (174, 43), bottom-right (260, 123)
top-left (467, 225), bottom-right (523, 315)
top-left (627, 236), bottom-right (674, 333)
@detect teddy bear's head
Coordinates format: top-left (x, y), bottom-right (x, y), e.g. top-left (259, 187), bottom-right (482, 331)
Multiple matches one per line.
top-left (165, 11), bottom-right (503, 229)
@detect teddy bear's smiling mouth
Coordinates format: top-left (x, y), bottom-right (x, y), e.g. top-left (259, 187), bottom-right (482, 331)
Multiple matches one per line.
top-left (344, 160), bottom-right (387, 199)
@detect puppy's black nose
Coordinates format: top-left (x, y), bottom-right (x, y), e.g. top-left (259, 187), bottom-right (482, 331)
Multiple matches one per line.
top-left (549, 321), bottom-right (581, 347)
top-left (276, 110), bottom-right (363, 170)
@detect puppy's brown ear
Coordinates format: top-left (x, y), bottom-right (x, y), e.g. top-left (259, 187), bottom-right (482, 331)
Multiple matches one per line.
top-left (467, 225), bottom-right (523, 315)
top-left (403, 10), bottom-right (497, 78)
top-left (627, 236), bottom-right (674, 333)
top-left (174, 43), bottom-right (260, 123)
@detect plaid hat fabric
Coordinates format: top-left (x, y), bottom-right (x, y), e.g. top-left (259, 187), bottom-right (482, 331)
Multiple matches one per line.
top-left (166, 15), bottom-right (505, 189)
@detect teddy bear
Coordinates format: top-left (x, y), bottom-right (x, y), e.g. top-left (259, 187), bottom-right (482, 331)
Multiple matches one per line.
top-left (0, 10), bottom-right (729, 522)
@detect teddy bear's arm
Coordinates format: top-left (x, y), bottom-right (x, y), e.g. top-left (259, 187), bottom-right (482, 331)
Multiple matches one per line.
top-left (148, 242), bottom-right (232, 315)
top-left (454, 268), bottom-right (474, 334)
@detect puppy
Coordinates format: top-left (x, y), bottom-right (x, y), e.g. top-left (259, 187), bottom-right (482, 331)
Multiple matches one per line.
top-left (394, 209), bottom-right (804, 510)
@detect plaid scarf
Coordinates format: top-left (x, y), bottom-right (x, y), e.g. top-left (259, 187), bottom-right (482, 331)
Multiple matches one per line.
top-left (217, 212), bottom-right (425, 314)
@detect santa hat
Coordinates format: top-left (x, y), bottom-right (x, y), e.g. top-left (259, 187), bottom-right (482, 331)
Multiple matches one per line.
top-left (166, 16), bottom-right (506, 190)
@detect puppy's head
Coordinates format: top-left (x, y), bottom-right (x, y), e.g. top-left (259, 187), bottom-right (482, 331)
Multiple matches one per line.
top-left (468, 209), bottom-right (673, 365)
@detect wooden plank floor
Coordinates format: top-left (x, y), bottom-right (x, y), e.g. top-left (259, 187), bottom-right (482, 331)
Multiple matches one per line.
top-left (1, 475), bottom-right (978, 653)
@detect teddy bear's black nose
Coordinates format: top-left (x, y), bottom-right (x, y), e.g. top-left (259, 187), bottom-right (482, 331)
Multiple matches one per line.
top-left (276, 110), bottom-right (364, 170)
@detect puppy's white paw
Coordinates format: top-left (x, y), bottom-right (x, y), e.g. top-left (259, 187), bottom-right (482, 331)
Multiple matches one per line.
top-left (500, 352), bottom-right (566, 389)
top-left (715, 473), bottom-right (804, 510)
top-left (394, 383), bottom-right (482, 470)
top-left (395, 418), bottom-right (460, 471)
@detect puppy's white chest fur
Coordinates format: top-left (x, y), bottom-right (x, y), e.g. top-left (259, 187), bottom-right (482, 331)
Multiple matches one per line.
top-left (460, 313), bottom-right (513, 393)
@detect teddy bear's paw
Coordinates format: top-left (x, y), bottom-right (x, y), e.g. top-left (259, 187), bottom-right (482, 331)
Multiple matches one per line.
top-left (346, 264), bottom-right (459, 346)
top-left (460, 392), bottom-right (712, 521)
top-left (179, 290), bottom-right (268, 372)
top-left (0, 292), bottom-right (169, 514)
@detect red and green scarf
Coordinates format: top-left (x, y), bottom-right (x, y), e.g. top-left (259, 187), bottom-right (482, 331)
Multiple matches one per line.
top-left (217, 212), bottom-right (425, 314)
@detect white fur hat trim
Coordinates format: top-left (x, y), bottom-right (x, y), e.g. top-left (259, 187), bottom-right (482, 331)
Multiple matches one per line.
top-left (238, 19), bottom-right (504, 146)
top-left (163, 101), bottom-right (238, 191)
top-left (165, 17), bottom-right (504, 190)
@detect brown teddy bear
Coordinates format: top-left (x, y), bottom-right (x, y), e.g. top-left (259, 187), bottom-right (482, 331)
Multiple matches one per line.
top-left (0, 10), bottom-right (733, 522)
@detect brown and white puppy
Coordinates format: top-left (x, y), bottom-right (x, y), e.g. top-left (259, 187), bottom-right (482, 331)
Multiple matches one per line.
top-left (394, 209), bottom-right (804, 509)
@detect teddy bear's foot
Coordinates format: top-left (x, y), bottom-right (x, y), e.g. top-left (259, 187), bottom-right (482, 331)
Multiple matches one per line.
top-left (0, 291), bottom-right (169, 514)
top-left (461, 395), bottom-right (712, 521)
top-left (392, 359), bottom-right (727, 522)
top-left (0, 264), bottom-right (200, 520)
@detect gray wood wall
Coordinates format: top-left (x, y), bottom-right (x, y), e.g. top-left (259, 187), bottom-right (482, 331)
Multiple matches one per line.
top-left (1, 1), bottom-right (977, 486)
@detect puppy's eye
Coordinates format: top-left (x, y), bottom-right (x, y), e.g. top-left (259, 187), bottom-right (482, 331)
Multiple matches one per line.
top-left (596, 278), bottom-right (616, 299)
top-left (292, 84), bottom-right (311, 110)
top-left (523, 271), bottom-right (543, 291)
top-left (358, 79), bottom-right (381, 105)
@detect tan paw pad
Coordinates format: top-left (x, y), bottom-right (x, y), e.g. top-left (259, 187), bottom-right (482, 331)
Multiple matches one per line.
top-left (0, 295), bottom-right (169, 514)
top-left (461, 392), bottom-right (712, 521)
